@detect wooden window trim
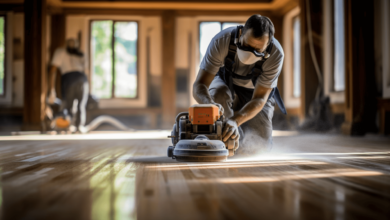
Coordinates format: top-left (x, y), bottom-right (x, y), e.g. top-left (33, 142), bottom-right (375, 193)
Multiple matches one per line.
top-left (291, 14), bottom-right (300, 98)
top-left (323, 0), bottom-right (345, 104)
top-left (331, 0), bottom-right (345, 93)
top-left (0, 14), bottom-right (7, 98)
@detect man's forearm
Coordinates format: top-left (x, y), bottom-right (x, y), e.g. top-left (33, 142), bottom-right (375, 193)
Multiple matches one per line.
top-left (231, 98), bottom-right (267, 126)
top-left (193, 83), bottom-right (215, 105)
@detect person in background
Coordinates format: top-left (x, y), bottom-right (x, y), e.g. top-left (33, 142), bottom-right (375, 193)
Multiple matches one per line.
top-left (48, 38), bottom-right (89, 133)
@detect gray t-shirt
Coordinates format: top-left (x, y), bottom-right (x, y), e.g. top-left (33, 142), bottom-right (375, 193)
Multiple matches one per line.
top-left (200, 27), bottom-right (284, 89)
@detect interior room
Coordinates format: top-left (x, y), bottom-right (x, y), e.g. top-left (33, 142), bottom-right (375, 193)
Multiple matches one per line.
top-left (0, 0), bottom-right (389, 219)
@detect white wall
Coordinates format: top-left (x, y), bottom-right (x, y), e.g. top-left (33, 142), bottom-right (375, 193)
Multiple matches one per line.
top-left (322, 0), bottom-right (344, 103)
top-left (0, 12), bottom-right (13, 106)
top-left (65, 15), bottom-right (162, 108)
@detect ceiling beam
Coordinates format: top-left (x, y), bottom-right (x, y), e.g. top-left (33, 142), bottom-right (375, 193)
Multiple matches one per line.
top-left (47, 0), bottom-right (293, 11)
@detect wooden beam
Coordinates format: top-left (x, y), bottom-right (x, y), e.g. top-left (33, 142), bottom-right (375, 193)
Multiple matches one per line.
top-left (23, 0), bottom-right (47, 131)
top-left (56, 8), bottom-right (278, 17)
top-left (46, 0), bottom-right (294, 11)
top-left (59, 8), bottom-right (164, 16)
top-left (161, 10), bottom-right (176, 129)
top-left (298, 0), bottom-right (307, 121)
top-left (298, 0), bottom-right (322, 121)
top-left (62, 0), bottom-right (273, 3)
top-left (341, 0), bottom-right (376, 135)
top-left (0, 3), bottom-right (24, 12)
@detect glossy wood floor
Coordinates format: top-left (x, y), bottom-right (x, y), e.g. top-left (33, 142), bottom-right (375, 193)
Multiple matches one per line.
top-left (0, 131), bottom-right (389, 220)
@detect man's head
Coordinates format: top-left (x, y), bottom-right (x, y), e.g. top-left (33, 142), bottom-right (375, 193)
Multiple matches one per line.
top-left (66, 38), bottom-right (78, 49)
top-left (240, 14), bottom-right (275, 54)
top-left (66, 38), bottom-right (83, 57)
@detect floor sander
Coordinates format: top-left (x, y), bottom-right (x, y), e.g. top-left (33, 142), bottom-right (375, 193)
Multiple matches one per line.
top-left (45, 97), bottom-right (131, 133)
top-left (167, 104), bottom-right (237, 162)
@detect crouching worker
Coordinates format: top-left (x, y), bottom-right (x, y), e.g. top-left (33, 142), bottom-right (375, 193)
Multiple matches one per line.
top-left (193, 15), bottom-right (286, 155)
top-left (48, 38), bottom-right (89, 133)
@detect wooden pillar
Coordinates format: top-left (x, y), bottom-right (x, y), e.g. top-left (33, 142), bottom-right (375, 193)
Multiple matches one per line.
top-left (161, 10), bottom-right (176, 128)
top-left (341, 0), bottom-right (376, 135)
top-left (23, 0), bottom-right (47, 131)
top-left (299, 0), bottom-right (322, 121)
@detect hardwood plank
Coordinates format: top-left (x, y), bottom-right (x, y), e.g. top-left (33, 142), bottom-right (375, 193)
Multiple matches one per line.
top-left (0, 133), bottom-right (389, 219)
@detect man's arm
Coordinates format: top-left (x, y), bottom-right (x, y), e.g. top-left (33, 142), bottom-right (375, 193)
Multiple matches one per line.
top-left (47, 65), bottom-right (58, 104)
top-left (49, 66), bottom-right (57, 91)
top-left (222, 83), bottom-right (272, 141)
top-left (232, 84), bottom-right (272, 127)
top-left (192, 68), bottom-right (217, 105)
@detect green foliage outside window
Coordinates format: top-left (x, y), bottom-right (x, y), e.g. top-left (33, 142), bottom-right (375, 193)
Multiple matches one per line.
top-left (91, 20), bottom-right (138, 99)
top-left (91, 20), bottom-right (113, 99)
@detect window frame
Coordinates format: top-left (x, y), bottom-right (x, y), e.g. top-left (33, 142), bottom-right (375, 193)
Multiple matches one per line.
top-left (282, 7), bottom-right (301, 109)
top-left (89, 19), bottom-right (140, 100)
top-left (0, 14), bottom-right (7, 98)
top-left (323, 0), bottom-right (345, 103)
top-left (332, 0), bottom-right (346, 93)
top-left (291, 14), bottom-right (301, 98)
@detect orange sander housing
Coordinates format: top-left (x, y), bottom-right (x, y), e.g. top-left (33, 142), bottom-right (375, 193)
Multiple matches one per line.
top-left (167, 104), bottom-right (236, 162)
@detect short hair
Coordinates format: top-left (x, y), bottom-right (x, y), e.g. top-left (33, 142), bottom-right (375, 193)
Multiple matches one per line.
top-left (243, 14), bottom-right (275, 41)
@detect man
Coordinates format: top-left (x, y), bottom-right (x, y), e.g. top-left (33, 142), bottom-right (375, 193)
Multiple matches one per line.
top-left (48, 38), bottom-right (89, 133)
top-left (193, 15), bottom-right (285, 154)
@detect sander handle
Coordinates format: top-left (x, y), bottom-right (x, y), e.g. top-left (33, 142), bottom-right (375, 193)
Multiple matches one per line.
top-left (175, 112), bottom-right (189, 144)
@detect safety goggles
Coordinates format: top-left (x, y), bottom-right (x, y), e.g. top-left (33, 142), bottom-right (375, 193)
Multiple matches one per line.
top-left (234, 25), bottom-right (272, 59)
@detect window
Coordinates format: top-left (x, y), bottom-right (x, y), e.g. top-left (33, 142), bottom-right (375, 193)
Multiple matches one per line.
top-left (199, 22), bottom-right (244, 62)
top-left (90, 20), bottom-right (138, 99)
top-left (292, 16), bottom-right (301, 97)
top-left (333, 0), bottom-right (345, 91)
top-left (0, 15), bottom-right (5, 96)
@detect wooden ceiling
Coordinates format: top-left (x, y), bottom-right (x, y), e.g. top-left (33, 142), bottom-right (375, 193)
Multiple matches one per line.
top-left (0, 0), bottom-right (299, 16)
top-left (62, 0), bottom-right (273, 2)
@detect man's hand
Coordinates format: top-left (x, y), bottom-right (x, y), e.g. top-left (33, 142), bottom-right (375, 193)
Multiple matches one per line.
top-left (222, 119), bottom-right (239, 142)
top-left (213, 102), bottom-right (224, 116)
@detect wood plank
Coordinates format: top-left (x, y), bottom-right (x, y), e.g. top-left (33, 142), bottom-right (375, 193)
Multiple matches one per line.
top-left (0, 133), bottom-right (389, 219)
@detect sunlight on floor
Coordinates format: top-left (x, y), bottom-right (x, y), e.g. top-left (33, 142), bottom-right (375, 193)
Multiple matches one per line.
top-left (0, 130), bottom-right (300, 141)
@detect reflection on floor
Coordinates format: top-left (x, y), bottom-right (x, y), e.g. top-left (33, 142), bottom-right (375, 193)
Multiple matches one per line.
top-left (0, 131), bottom-right (389, 219)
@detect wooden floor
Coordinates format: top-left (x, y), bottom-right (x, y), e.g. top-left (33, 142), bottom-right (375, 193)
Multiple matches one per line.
top-left (0, 131), bottom-right (389, 220)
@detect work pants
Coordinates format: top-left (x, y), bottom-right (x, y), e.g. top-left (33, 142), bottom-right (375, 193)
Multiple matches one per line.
top-left (209, 75), bottom-right (275, 154)
top-left (61, 71), bottom-right (89, 129)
